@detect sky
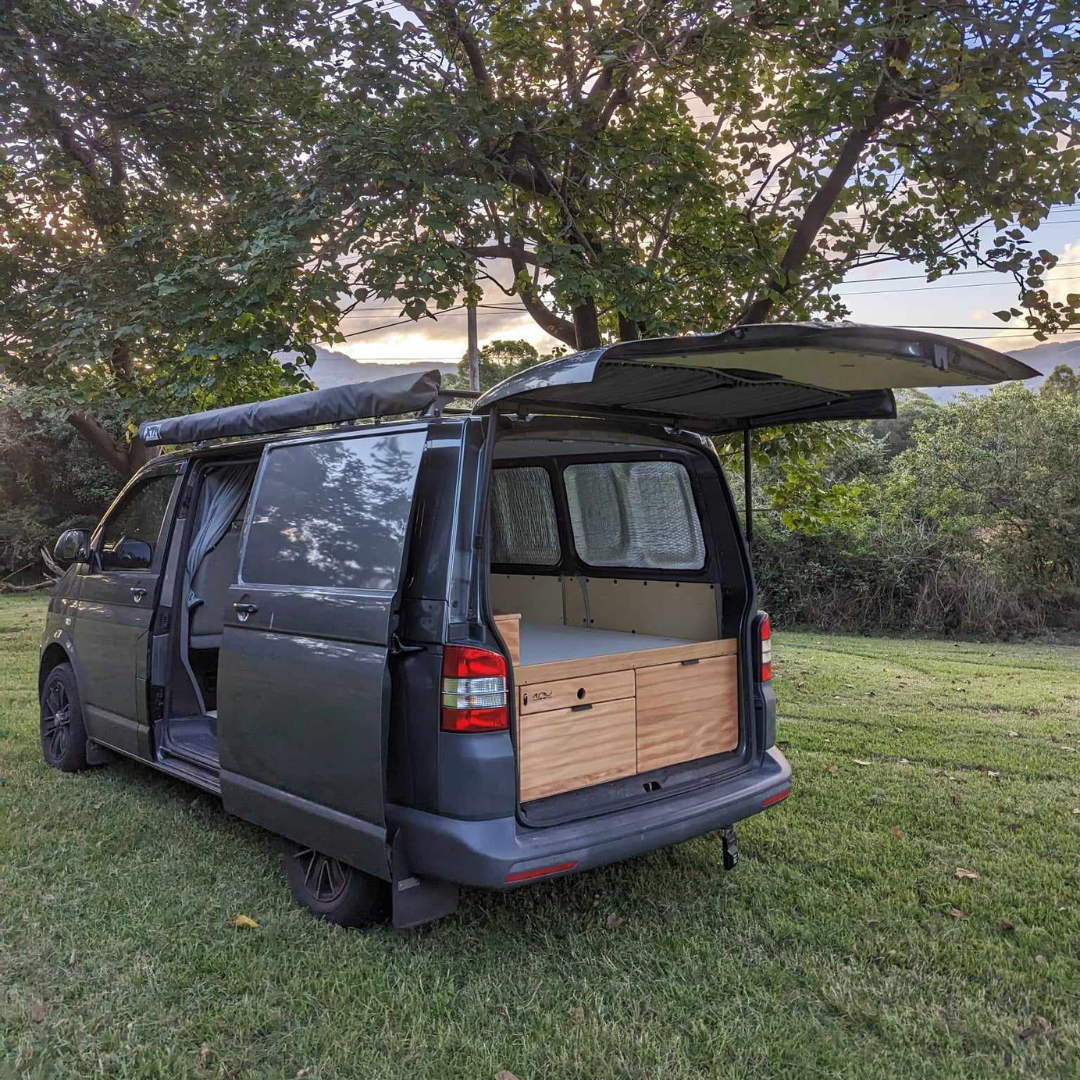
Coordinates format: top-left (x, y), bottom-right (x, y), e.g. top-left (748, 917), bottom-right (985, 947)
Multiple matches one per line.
top-left (331, 210), bottom-right (1080, 365)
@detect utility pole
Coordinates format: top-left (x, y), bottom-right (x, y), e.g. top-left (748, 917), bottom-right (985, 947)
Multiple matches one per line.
top-left (467, 304), bottom-right (480, 392)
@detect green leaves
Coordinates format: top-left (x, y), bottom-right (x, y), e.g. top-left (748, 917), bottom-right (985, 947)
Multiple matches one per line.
top-left (5, 0), bottom-right (1080, 480)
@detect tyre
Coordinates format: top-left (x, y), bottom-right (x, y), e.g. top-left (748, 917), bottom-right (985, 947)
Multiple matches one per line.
top-left (283, 844), bottom-right (390, 927)
top-left (40, 662), bottom-right (89, 772)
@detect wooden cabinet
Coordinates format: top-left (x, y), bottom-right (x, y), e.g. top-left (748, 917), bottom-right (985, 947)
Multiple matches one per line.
top-left (514, 638), bottom-right (739, 803)
top-left (635, 655), bottom-right (738, 773)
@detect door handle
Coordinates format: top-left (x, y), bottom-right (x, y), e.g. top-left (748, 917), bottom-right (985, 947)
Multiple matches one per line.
top-left (233, 601), bottom-right (258, 622)
top-left (130, 587), bottom-right (147, 603)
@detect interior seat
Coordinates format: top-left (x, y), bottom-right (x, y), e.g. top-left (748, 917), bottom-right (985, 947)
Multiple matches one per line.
top-left (189, 526), bottom-right (241, 649)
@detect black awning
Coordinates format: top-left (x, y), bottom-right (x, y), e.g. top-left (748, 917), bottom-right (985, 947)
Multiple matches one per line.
top-left (140, 369), bottom-right (442, 446)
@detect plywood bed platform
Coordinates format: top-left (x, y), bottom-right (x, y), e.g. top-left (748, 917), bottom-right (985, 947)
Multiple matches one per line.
top-left (505, 619), bottom-right (739, 802)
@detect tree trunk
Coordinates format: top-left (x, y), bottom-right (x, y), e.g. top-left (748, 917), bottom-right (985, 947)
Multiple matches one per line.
top-left (573, 298), bottom-right (602, 349)
top-left (617, 313), bottom-right (640, 341)
top-left (67, 412), bottom-right (156, 479)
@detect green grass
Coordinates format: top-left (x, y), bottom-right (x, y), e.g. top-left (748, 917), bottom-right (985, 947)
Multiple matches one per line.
top-left (2, 595), bottom-right (1079, 1080)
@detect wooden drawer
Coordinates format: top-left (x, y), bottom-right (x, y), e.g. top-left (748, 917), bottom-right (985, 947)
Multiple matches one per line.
top-left (636, 655), bottom-right (738, 773)
top-left (518, 669), bottom-right (635, 716)
top-left (518, 697), bottom-right (637, 802)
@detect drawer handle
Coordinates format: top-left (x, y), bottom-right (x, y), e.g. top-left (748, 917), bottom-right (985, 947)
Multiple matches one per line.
top-left (681, 658), bottom-right (700, 666)
top-left (571, 703), bottom-right (593, 713)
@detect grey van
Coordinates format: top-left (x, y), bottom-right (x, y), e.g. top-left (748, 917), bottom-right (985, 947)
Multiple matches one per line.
top-left (39, 324), bottom-right (1036, 928)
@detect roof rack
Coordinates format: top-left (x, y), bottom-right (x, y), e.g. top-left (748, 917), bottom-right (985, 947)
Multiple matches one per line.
top-left (422, 386), bottom-right (482, 417)
top-left (140, 370), bottom-right (443, 447)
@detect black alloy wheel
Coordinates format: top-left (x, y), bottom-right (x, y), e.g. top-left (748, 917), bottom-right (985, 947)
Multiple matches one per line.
top-left (283, 843), bottom-right (390, 927)
top-left (39, 663), bottom-right (89, 772)
top-left (293, 847), bottom-right (351, 904)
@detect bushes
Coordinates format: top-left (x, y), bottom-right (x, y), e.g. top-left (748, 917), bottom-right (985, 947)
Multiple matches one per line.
top-left (0, 407), bottom-right (120, 580)
top-left (753, 519), bottom-right (1050, 637)
top-left (753, 385), bottom-right (1080, 638)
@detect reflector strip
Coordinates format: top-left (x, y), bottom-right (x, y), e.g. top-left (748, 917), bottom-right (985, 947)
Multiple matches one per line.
top-left (504, 861), bottom-right (578, 883)
top-left (762, 788), bottom-right (791, 808)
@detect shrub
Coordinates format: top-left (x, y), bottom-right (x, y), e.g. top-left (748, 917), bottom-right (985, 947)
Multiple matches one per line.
top-left (754, 385), bottom-right (1080, 637)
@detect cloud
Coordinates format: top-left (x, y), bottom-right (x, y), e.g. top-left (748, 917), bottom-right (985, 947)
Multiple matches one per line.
top-left (331, 262), bottom-right (564, 363)
top-left (1045, 238), bottom-right (1080, 307)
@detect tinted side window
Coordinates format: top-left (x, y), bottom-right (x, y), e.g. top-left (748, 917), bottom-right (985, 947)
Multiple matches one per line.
top-left (98, 474), bottom-right (177, 570)
top-left (241, 431), bottom-right (426, 590)
top-left (490, 466), bottom-right (561, 566)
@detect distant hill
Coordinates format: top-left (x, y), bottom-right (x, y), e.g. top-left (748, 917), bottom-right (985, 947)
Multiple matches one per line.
top-left (922, 338), bottom-right (1080, 402)
top-left (277, 347), bottom-right (458, 390)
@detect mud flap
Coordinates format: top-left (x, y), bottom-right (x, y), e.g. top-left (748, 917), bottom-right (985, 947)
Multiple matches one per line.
top-left (86, 740), bottom-right (118, 766)
top-left (390, 831), bottom-right (459, 929)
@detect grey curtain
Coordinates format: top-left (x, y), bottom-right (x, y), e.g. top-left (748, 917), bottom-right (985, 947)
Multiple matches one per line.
top-left (187, 463), bottom-right (256, 610)
top-left (180, 463), bottom-right (256, 715)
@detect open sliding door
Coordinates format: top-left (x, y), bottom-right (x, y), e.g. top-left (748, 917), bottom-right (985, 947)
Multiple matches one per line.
top-left (217, 426), bottom-right (427, 880)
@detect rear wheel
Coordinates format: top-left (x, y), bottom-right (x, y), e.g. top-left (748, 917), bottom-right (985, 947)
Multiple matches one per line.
top-left (283, 844), bottom-right (389, 927)
top-left (40, 663), bottom-right (89, 772)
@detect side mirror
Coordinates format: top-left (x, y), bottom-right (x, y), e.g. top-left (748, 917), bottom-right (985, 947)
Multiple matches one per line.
top-left (113, 537), bottom-right (153, 570)
top-left (53, 529), bottom-right (91, 566)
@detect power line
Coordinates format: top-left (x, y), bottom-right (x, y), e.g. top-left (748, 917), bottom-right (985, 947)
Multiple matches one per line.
top-left (836, 260), bottom-right (1080, 287)
top-left (890, 324), bottom-right (1080, 331)
top-left (837, 273), bottom-right (1080, 297)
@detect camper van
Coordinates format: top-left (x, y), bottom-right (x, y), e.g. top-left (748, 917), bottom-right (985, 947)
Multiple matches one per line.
top-left (39, 324), bottom-right (1036, 927)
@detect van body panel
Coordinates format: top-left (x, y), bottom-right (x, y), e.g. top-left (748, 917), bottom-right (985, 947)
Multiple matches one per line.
top-left (221, 770), bottom-right (390, 881)
top-left (473, 324), bottom-right (1039, 432)
top-left (73, 462), bottom-right (185, 758)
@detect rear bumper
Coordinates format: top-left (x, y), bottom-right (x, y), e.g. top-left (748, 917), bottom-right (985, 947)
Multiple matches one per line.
top-left (388, 747), bottom-right (791, 890)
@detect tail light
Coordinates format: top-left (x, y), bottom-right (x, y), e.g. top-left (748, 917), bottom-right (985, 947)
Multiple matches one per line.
top-left (441, 645), bottom-right (509, 732)
top-left (757, 612), bottom-right (772, 682)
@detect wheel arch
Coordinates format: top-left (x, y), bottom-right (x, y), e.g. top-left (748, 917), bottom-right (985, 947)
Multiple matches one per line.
top-left (39, 643), bottom-right (73, 696)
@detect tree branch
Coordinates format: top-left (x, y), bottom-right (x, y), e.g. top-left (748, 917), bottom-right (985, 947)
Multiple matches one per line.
top-left (397, 0), bottom-right (492, 100)
top-left (506, 239), bottom-right (576, 346)
top-left (739, 93), bottom-right (912, 324)
top-left (67, 412), bottom-right (130, 476)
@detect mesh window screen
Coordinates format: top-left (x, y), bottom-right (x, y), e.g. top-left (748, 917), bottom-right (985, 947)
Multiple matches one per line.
top-left (564, 461), bottom-right (706, 570)
top-left (490, 467), bottom-right (561, 566)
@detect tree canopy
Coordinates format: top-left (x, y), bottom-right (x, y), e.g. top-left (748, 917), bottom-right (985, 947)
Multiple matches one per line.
top-left (0, 0), bottom-right (344, 474)
top-left (310, 0), bottom-right (1080, 347)
top-left (3, 0), bottom-right (1079, 476)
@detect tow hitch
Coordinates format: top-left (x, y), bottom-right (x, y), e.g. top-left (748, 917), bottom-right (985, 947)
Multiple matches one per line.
top-left (720, 826), bottom-right (739, 870)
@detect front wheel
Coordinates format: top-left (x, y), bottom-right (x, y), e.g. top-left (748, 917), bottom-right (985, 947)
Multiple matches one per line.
top-left (40, 662), bottom-right (89, 772)
top-left (283, 844), bottom-right (390, 928)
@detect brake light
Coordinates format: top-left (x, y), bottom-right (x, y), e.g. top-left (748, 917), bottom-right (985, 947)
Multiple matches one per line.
top-left (440, 645), bottom-right (509, 732)
top-left (757, 612), bottom-right (772, 682)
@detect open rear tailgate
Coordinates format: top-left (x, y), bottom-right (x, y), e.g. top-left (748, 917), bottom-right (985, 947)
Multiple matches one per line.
top-left (473, 323), bottom-right (1038, 432)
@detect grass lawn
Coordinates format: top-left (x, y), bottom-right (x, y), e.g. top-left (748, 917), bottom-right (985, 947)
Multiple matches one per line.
top-left (1, 595), bottom-right (1079, 1079)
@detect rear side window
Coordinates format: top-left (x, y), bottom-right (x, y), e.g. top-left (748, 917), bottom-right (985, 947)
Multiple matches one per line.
top-left (241, 431), bottom-right (425, 590)
top-left (490, 466), bottom-right (561, 566)
top-left (563, 460), bottom-right (706, 570)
